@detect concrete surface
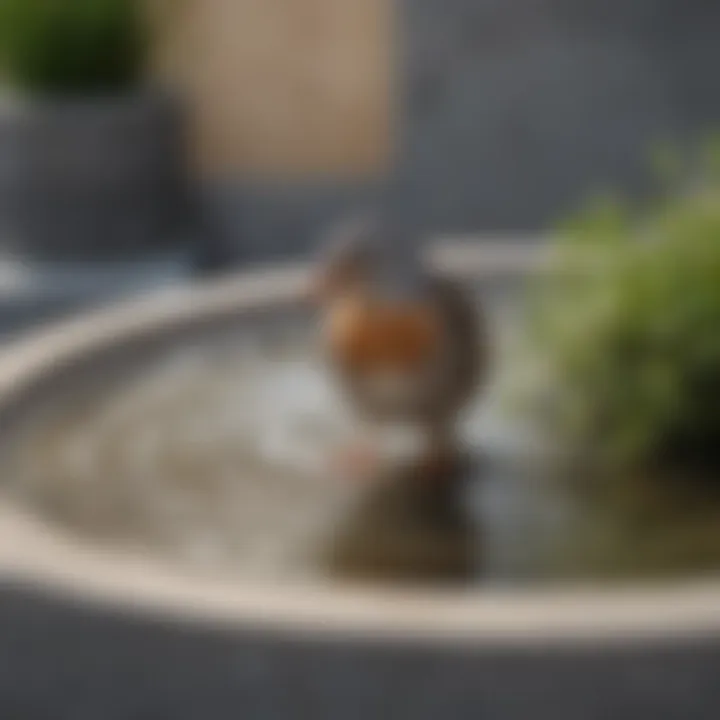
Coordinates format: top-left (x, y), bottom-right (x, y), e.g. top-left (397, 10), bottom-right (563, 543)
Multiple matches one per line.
top-left (1, 583), bottom-right (720, 720)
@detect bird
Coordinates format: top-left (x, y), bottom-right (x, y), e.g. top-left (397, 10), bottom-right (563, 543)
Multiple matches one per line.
top-left (310, 216), bottom-right (488, 481)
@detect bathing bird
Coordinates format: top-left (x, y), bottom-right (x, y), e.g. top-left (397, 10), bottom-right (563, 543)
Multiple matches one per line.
top-left (311, 216), bottom-right (487, 479)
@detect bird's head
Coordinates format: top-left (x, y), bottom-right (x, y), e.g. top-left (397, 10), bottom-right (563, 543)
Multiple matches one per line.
top-left (310, 214), bottom-right (426, 306)
top-left (312, 215), bottom-right (441, 376)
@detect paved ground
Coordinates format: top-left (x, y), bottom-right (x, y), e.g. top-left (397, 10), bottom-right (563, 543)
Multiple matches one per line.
top-left (1, 582), bottom-right (720, 720)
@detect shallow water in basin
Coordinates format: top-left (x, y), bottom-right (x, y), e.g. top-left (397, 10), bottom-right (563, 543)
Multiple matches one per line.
top-left (3, 288), bottom-right (720, 586)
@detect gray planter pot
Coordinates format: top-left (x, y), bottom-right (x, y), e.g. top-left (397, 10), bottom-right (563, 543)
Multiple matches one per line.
top-left (0, 90), bottom-right (193, 262)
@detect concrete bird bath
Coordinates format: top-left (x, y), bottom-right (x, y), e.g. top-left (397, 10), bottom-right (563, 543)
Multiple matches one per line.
top-left (0, 242), bottom-right (719, 720)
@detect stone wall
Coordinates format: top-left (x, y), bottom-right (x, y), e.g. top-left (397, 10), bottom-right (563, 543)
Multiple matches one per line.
top-left (157, 0), bottom-right (720, 263)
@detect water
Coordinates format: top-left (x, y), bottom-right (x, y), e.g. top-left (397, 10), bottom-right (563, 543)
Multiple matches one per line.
top-left (3, 289), bottom-right (720, 586)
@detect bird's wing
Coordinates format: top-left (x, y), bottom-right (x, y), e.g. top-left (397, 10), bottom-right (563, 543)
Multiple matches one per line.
top-left (426, 274), bottom-right (488, 422)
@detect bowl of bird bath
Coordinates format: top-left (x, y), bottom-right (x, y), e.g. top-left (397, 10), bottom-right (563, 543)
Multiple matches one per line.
top-left (0, 242), bottom-right (719, 720)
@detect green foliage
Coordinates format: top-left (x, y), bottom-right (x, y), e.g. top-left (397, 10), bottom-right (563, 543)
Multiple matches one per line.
top-left (0, 0), bottom-right (150, 95)
top-left (518, 138), bottom-right (720, 472)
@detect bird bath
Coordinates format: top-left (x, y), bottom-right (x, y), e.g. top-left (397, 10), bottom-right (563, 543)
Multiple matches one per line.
top-left (0, 243), bottom-right (719, 719)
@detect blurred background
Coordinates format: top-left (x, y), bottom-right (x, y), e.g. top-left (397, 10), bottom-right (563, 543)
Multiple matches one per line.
top-left (0, 0), bottom-right (719, 331)
top-left (156, 0), bottom-right (720, 252)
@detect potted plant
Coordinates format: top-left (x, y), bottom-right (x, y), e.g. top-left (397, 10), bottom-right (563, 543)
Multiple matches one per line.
top-left (0, 0), bottom-right (191, 262)
top-left (513, 140), bottom-right (720, 478)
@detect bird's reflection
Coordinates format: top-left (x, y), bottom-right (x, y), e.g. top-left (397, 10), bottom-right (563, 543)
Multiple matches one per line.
top-left (323, 451), bottom-right (485, 585)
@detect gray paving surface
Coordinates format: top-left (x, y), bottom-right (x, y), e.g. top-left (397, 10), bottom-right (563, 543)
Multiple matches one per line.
top-left (1, 583), bottom-right (720, 720)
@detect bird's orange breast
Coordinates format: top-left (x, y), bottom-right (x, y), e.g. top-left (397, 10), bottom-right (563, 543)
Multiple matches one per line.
top-left (324, 296), bottom-right (442, 371)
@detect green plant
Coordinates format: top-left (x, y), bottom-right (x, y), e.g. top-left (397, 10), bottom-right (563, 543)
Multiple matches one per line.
top-left (0, 0), bottom-right (150, 94)
top-left (515, 139), bottom-right (720, 473)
